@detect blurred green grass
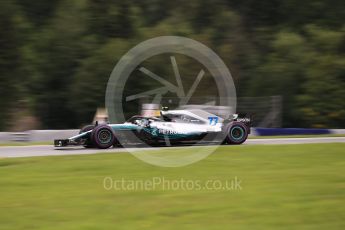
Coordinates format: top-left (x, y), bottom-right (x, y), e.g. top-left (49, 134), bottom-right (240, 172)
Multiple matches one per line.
top-left (0, 144), bottom-right (344, 229)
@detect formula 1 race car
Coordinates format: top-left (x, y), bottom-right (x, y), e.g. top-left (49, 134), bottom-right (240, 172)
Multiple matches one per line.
top-left (54, 108), bottom-right (251, 149)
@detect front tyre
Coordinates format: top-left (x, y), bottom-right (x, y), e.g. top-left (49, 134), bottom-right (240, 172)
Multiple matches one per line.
top-left (224, 122), bottom-right (248, 145)
top-left (91, 125), bottom-right (115, 149)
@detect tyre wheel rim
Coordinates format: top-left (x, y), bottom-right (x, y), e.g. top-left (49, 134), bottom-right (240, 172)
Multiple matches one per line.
top-left (230, 126), bottom-right (244, 140)
top-left (98, 130), bottom-right (112, 144)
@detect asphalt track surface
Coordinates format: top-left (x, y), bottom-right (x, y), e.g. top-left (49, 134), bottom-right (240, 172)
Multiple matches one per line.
top-left (0, 137), bottom-right (345, 158)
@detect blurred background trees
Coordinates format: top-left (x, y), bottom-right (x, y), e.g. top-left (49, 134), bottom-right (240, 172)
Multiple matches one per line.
top-left (0, 0), bottom-right (344, 129)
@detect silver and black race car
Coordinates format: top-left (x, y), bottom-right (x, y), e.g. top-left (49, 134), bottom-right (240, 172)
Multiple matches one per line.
top-left (54, 108), bottom-right (251, 149)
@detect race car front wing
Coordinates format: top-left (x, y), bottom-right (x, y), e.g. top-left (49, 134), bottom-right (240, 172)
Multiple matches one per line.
top-left (54, 139), bottom-right (78, 147)
top-left (54, 131), bottom-right (91, 147)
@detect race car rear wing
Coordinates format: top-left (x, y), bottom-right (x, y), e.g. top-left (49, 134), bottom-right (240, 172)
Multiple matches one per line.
top-left (228, 113), bottom-right (252, 133)
top-left (233, 113), bottom-right (251, 124)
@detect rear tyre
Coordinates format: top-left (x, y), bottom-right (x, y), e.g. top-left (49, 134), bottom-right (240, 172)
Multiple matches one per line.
top-left (224, 122), bottom-right (248, 145)
top-left (79, 125), bottom-right (95, 148)
top-left (91, 125), bottom-right (115, 149)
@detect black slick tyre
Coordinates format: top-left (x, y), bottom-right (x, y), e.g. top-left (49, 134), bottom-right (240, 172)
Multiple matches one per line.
top-left (91, 125), bottom-right (115, 149)
top-left (224, 122), bottom-right (248, 145)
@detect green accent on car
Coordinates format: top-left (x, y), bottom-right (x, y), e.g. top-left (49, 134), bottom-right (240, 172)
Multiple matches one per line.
top-left (109, 124), bottom-right (139, 131)
top-left (231, 126), bottom-right (244, 140)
